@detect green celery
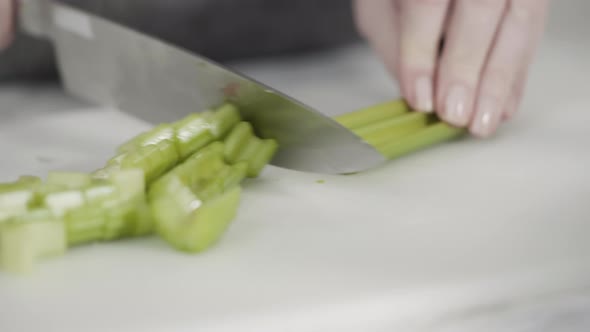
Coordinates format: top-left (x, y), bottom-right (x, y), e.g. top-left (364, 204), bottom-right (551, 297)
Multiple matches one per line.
top-left (46, 171), bottom-right (92, 189)
top-left (378, 122), bottom-right (466, 159)
top-left (223, 122), bottom-right (278, 177)
top-left (174, 112), bottom-right (216, 160)
top-left (113, 141), bottom-right (179, 184)
top-left (117, 124), bottom-right (175, 154)
top-left (205, 103), bottom-right (242, 139)
top-left (334, 100), bottom-right (410, 130)
top-left (0, 214), bottom-right (66, 274)
top-left (354, 112), bottom-right (434, 147)
top-left (150, 176), bottom-right (242, 253)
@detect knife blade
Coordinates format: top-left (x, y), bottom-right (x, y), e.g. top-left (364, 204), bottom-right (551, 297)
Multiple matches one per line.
top-left (18, 0), bottom-right (386, 174)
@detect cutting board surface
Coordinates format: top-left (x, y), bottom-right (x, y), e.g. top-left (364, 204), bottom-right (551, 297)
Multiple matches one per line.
top-left (1, 8), bottom-right (590, 329)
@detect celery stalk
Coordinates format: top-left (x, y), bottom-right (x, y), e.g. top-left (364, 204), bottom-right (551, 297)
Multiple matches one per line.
top-left (354, 112), bottom-right (433, 146)
top-left (152, 180), bottom-right (242, 253)
top-left (223, 122), bottom-right (278, 177)
top-left (206, 103), bottom-right (242, 138)
top-left (334, 100), bottom-right (410, 130)
top-left (117, 124), bottom-right (175, 154)
top-left (174, 113), bottom-right (216, 160)
top-left (378, 122), bottom-right (465, 159)
top-left (46, 172), bottom-right (92, 189)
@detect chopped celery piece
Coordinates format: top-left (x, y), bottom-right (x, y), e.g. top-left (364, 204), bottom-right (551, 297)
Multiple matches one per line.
top-left (246, 139), bottom-right (278, 178)
top-left (128, 199), bottom-right (154, 236)
top-left (0, 218), bottom-right (66, 274)
top-left (149, 142), bottom-right (228, 198)
top-left (0, 176), bottom-right (39, 220)
top-left (63, 169), bottom-right (150, 244)
top-left (150, 176), bottom-right (203, 239)
top-left (84, 183), bottom-right (117, 202)
top-left (378, 122), bottom-right (465, 159)
top-left (223, 122), bottom-right (278, 177)
top-left (206, 103), bottom-right (242, 138)
top-left (174, 113), bottom-right (216, 160)
top-left (0, 190), bottom-right (34, 221)
top-left (43, 190), bottom-right (85, 217)
top-left (334, 100), bottom-right (410, 130)
top-left (91, 165), bottom-right (120, 180)
top-left (221, 162), bottom-right (249, 191)
top-left (100, 199), bottom-right (135, 241)
top-left (65, 205), bottom-right (107, 246)
top-left (65, 197), bottom-right (150, 245)
top-left (108, 168), bottom-right (146, 198)
top-left (16, 176), bottom-right (42, 187)
top-left (46, 171), bottom-right (92, 189)
top-left (152, 180), bottom-right (241, 253)
top-left (223, 121), bottom-right (253, 162)
top-left (116, 141), bottom-right (179, 184)
top-left (117, 124), bottom-right (175, 153)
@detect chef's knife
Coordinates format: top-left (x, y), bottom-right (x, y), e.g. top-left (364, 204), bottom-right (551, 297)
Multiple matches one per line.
top-left (18, 0), bottom-right (386, 174)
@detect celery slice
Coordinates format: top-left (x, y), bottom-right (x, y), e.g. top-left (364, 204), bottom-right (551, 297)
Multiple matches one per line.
top-left (46, 171), bottom-right (92, 189)
top-left (174, 113), bottom-right (216, 160)
top-left (223, 121), bottom-right (253, 162)
top-left (223, 122), bottom-right (278, 177)
top-left (16, 176), bottom-right (42, 187)
top-left (115, 141), bottom-right (179, 184)
top-left (378, 122), bottom-right (465, 159)
top-left (150, 176), bottom-right (202, 234)
top-left (117, 124), bottom-right (175, 153)
top-left (108, 169), bottom-right (146, 198)
top-left (0, 190), bottom-right (34, 222)
top-left (128, 199), bottom-right (154, 236)
top-left (175, 187), bottom-right (241, 253)
top-left (0, 217), bottom-right (66, 274)
top-left (334, 100), bottom-right (410, 130)
top-left (0, 176), bottom-right (43, 221)
top-left (246, 139), bottom-right (278, 178)
top-left (152, 182), bottom-right (241, 253)
top-left (206, 103), bottom-right (242, 138)
top-left (84, 183), bottom-right (117, 202)
top-left (65, 205), bottom-right (107, 246)
top-left (43, 190), bottom-right (85, 218)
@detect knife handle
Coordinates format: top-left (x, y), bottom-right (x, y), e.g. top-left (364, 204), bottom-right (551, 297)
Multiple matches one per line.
top-left (18, 0), bottom-right (52, 39)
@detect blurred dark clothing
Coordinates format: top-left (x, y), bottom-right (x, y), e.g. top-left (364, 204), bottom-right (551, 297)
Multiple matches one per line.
top-left (0, 0), bottom-right (360, 80)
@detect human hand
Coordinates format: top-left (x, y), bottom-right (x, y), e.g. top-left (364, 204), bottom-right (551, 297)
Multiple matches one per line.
top-left (353, 0), bottom-right (549, 137)
top-left (0, 0), bottom-right (14, 50)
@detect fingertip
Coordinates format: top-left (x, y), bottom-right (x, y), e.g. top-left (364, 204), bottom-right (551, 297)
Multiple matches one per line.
top-left (469, 96), bottom-right (503, 138)
top-left (412, 75), bottom-right (435, 113)
top-left (438, 84), bottom-right (472, 127)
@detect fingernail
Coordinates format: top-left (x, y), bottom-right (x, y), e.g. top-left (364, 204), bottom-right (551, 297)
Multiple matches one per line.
top-left (444, 85), bottom-right (470, 126)
top-left (471, 97), bottom-right (502, 137)
top-left (414, 76), bottom-right (433, 112)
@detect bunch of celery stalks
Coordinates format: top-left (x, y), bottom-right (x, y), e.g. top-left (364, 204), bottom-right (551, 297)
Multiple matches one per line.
top-left (0, 100), bottom-right (463, 274)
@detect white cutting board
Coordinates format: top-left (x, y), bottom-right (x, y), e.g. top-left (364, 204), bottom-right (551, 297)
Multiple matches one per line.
top-left (1, 3), bottom-right (590, 331)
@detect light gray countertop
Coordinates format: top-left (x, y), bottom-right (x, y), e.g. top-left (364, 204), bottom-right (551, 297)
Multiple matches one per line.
top-left (0, 1), bottom-right (589, 331)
